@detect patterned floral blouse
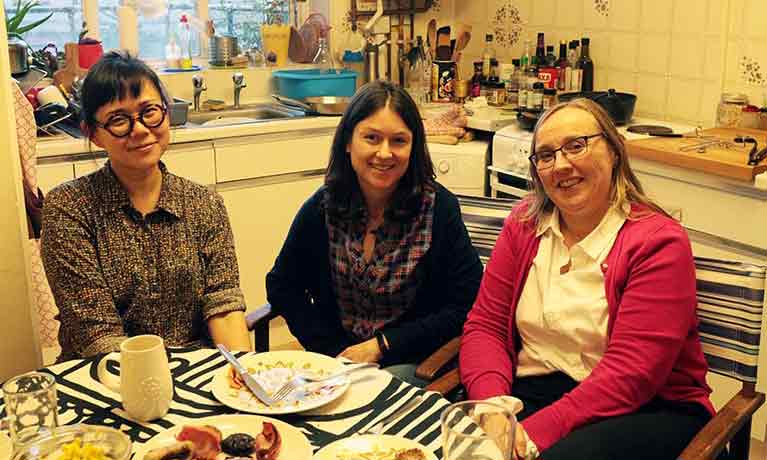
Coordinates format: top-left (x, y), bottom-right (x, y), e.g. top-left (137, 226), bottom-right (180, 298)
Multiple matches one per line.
top-left (325, 188), bottom-right (436, 341)
top-left (41, 162), bottom-right (245, 360)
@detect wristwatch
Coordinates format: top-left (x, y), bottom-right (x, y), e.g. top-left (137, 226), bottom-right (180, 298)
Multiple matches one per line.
top-left (374, 330), bottom-right (389, 355)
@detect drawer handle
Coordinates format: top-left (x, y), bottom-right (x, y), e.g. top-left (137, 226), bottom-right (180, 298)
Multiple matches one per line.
top-left (438, 160), bottom-right (450, 174)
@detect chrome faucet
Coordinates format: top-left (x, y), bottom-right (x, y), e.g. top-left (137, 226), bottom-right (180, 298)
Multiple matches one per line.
top-left (233, 73), bottom-right (247, 109)
top-left (192, 74), bottom-right (207, 112)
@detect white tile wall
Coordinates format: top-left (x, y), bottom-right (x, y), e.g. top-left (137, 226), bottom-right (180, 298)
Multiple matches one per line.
top-left (327, 0), bottom-right (767, 125)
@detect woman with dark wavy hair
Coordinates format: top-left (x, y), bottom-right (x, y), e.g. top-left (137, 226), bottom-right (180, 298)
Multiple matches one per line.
top-left (267, 80), bottom-right (482, 385)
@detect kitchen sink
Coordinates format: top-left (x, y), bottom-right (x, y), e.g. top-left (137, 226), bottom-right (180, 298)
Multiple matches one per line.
top-left (186, 103), bottom-right (305, 127)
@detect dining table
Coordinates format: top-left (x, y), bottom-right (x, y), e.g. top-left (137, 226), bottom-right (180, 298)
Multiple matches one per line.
top-left (0, 347), bottom-right (452, 458)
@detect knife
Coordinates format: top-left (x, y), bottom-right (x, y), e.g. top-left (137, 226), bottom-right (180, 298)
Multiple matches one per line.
top-left (216, 344), bottom-right (274, 406)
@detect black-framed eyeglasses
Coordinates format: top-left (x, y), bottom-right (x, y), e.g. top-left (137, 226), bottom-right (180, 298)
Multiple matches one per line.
top-left (95, 104), bottom-right (167, 138)
top-left (529, 132), bottom-right (605, 171)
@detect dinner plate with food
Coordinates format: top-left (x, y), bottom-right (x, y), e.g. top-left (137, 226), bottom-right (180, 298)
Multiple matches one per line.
top-left (313, 434), bottom-right (436, 460)
top-left (135, 414), bottom-right (312, 460)
top-left (210, 350), bottom-right (350, 415)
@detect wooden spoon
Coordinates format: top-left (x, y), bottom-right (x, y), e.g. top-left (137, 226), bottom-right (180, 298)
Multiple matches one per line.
top-left (426, 19), bottom-right (437, 60)
top-left (452, 23), bottom-right (472, 62)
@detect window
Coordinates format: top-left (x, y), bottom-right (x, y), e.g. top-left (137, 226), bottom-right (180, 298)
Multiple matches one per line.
top-left (97, 0), bottom-right (288, 60)
top-left (208, 0), bottom-right (288, 51)
top-left (5, 0), bottom-right (291, 61)
top-left (3, 0), bottom-right (83, 51)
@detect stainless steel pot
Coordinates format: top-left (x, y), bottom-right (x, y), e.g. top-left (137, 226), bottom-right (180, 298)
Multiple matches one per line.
top-left (273, 95), bottom-right (350, 115)
top-left (8, 37), bottom-right (29, 76)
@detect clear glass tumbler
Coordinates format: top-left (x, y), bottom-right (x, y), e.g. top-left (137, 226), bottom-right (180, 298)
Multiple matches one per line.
top-left (2, 372), bottom-right (59, 447)
top-left (441, 400), bottom-right (516, 460)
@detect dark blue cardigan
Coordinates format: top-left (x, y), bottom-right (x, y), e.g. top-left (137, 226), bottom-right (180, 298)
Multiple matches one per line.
top-left (266, 182), bottom-right (483, 366)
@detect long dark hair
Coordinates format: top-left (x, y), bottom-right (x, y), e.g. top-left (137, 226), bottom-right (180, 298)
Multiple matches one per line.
top-left (80, 50), bottom-right (170, 133)
top-left (325, 80), bottom-right (435, 222)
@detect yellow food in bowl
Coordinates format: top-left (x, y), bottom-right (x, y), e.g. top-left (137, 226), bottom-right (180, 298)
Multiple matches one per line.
top-left (56, 438), bottom-right (108, 460)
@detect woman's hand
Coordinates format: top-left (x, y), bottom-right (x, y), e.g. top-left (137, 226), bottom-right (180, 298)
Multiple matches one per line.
top-left (513, 423), bottom-right (534, 460)
top-left (337, 338), bottom-right (383, 363)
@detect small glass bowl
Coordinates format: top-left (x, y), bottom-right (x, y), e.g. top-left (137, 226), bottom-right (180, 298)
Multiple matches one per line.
top-left (12, 424), bottom-right (132, 460)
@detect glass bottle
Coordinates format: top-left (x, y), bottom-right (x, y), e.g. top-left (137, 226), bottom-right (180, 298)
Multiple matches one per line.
top-left (534, 32), bottom-right (546, 69)
top-left (178, 14), bottom-right (193, 69)
top-left (576, 37), bottom-right (594, 92)
top-left (482, 34), bottom-right (496, 79)
top-left (555, 40), bottom-right (569, 91)
top-left (313, 35), bottom-right (335, 73)
top-left (545, 45), bottom-right (557, 67)
top-left (521, 39), bottom-right (531, 72)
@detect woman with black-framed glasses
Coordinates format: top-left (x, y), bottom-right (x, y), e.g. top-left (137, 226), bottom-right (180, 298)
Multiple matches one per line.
top-left (41, 51), bottom-right (251, 361)
top-left (460, 99), bottom-right (713, 460)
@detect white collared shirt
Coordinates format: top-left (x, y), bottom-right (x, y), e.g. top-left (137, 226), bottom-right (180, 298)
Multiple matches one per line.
top-left (516, 206), bottom-right (627, 381)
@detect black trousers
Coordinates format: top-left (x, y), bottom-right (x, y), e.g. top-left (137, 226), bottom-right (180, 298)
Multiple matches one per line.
top-left (512, 372), bottom-right (712, 460)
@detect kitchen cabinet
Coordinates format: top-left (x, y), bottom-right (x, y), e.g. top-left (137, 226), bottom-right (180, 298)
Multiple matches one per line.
top-left (218, 174), bottom-right (324, 314)
top-left (214, 129), bottom-right (333, 183)
top-left (214, 129), bottom-right (333, 348)
top-left (36, 162), bottom-right (75, 194)
top-left (73, 141), bottom-right (216, 185)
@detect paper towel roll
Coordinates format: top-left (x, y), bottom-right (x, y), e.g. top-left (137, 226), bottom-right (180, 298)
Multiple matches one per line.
top-left (84, 0), bottom-right (100, 41)
top-left (118, 6), bottom-right (139, 55)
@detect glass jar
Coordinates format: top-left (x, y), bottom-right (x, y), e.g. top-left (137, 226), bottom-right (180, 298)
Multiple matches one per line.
top-left (486, 81), bottom-right (507, 106)
top-left (716, 93), bottom-right (748, 128)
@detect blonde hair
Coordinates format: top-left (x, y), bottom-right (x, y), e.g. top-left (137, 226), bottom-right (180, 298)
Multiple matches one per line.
top-left (521, 98), bottom-right (668, 223)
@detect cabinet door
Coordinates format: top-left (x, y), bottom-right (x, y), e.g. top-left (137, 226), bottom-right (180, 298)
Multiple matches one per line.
top-left (71, 142), bottom-right (216, 185)
top-left (36, 162), bottom-right (75, 194)
top-left (218, 174), bottom-right (324, 311)
top-left (163, 142), bottom-right (216, 185)
top-left (73, 156), bottom-right (107, 178)
top-left (216, 131), bottom-right (333, 183)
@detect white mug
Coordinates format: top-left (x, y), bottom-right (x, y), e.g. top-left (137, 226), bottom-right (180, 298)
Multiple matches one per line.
top-left (36, 85), bottom-right (67, 107)
top-left (97, 335), bottom-right (174, 422)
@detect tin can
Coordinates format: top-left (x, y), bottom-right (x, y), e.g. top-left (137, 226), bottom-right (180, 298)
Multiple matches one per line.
top-left (433, 60), bottom-right (457, 102)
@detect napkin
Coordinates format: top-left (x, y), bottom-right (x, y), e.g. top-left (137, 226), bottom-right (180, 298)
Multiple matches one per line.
top-left (484, 395), bottom-right (539, 460)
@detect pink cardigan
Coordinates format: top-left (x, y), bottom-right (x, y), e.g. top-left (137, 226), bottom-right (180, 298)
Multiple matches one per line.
top-left (459, 204), bottom-right (714, 451)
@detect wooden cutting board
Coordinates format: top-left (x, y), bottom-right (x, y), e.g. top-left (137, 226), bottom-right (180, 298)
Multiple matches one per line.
top-left (625, 127), bottom-right (767, 182)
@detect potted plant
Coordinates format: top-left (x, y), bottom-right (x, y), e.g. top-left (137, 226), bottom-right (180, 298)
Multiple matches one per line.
top-left (5, 0), bottom-right (53, 75)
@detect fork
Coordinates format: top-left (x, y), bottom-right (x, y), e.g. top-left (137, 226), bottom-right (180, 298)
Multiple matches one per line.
top-left (271, 362), bottom-right (379, 402)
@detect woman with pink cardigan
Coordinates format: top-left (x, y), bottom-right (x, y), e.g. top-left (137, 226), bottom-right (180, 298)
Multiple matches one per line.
top-left (459, 99), bottom-right (713, 460)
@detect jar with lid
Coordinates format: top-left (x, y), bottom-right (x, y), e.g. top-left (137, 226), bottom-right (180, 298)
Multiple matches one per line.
top-left (528, 82), bottom-right (544, 110)
top-left (716, 93), bottom-right (748, 128)
top-left (542, 88), bottom-right (557, 110)
top-left (485, 81), bottom-right (506, 106)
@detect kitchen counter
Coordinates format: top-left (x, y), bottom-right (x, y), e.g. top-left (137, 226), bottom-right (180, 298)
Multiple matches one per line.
top-left (35, 115), bottom-right (342, 158)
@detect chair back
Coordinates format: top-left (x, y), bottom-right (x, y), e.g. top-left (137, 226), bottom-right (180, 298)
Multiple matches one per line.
top-left (694, 256), bottom-right (766, 384)
top-left (456, 195), bottom-right (518, 266)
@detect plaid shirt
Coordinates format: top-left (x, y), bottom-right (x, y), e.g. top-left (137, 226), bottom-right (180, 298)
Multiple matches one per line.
top-left (325, 188), bottom-right (436, 341)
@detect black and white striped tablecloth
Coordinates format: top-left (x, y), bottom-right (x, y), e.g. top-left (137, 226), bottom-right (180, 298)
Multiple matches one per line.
top-left (0, 348), bottom-right (451, 458)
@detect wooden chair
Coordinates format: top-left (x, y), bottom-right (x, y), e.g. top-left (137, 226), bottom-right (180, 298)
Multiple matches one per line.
top-left (414, 195), bottom-right (518, 389)
top-left (421, 208), bottom-right (767, 460)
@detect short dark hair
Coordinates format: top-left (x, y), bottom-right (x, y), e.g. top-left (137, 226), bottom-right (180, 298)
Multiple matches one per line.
top-left (80, 50), bottom-right (170, 131)
top-left (324, 80), bottom-right (435, 221)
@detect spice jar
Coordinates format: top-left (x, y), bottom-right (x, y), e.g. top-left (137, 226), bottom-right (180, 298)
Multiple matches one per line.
top-left (485, 81), bottom-right (506, 106)
top-left (528, 82), bottom-right (545, 110)
top-left (716, 93), bottom-right (748, 128)
top-left (542, 88), bottom-right (557, 110)
top-left (739, 105), bottom-right (761, 129)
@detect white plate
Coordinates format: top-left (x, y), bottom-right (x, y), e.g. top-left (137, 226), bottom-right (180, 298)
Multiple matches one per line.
top-left (211, 350), bottom-right (350, 415)
top-left (133, 414), bottom-right (312, 460)
top-left (0, 431), bottom-right (11, 460)
top-left (313, 434), bottom-right (437, 460)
